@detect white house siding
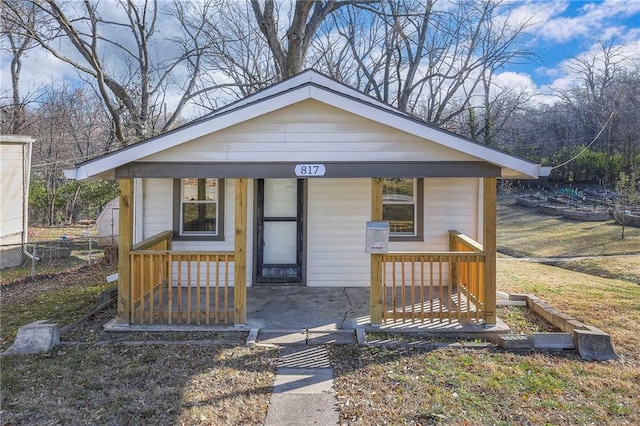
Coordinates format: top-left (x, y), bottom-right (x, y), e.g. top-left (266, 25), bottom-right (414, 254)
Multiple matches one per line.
top-left (1, 143), bottom-right (25, 245)
top-left (306, 179), bottom-right (371, 287)
top-left (142, 178), bottom-right (173, 239)
top-left (1, 139), bottom-right (32, 269)
top-left (140, 178), bottom-right (253, 287)
top-left (305, 178), bottom-right (479, 288)
top-left (141, 100), bottom-right (478, 164)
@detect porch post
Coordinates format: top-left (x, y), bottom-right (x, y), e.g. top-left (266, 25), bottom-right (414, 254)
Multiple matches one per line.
top-left (117, 178), bottom-right (133, 323)
top-left (370, 178), bottom-right (384, 325)
top-left (483, 177), bottom-right (497, 325)
top-left (234, 178), bottom-right (248, 325)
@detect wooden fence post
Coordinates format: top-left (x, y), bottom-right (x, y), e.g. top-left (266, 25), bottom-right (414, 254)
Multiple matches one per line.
top-left (483, 177), bottom-right (497, 325)
top-left (118, 178), bottom-right (133, 323)
top-left (234, 178), bottom-right (248, 325)
top-left (370, 178), bottom-right (384, 325)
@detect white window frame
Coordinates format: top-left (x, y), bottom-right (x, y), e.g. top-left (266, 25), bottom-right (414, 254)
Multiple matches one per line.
top-left (382, 178), bottom-right (423, 241)
top-left (174, 178), bottom-right (224, 240)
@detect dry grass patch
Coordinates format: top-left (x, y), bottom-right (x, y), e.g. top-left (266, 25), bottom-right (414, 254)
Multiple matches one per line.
top-left (29, 225), bottom-right (98, 240)
top-left (331, 346), bottom-right (640, 425)
top-left (332, 261), bottom-right (640, 425)
top-left (497, 203), bottom-right (640, 258)
top-left (497, 261), bottom-right (640, 358)
top-left (331, 206), bottom-right (640, 425)
top-left (561, 256), bottom-right (640, 284)
top-left (0, 264), bottom-right (114, 351)
top-left (1, 344), bottom-right (277, 425)
top-left (497, 305), bottom-right (560, 334)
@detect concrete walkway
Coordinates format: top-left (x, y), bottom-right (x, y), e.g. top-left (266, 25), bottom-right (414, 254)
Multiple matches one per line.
top-left (261, 330), bottom-right (356, 426)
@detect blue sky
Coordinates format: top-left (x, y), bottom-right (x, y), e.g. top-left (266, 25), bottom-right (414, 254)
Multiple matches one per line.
top-left (1, 0), bottom-right (639, 111)
top-left (495, 0), bottom-right (640, 99)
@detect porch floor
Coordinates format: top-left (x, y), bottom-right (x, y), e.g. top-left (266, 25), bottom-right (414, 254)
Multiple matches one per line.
top-left (107, 287), bottom-right (509, 339)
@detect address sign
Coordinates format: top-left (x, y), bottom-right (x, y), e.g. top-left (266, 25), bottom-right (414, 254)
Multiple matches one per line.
top-left (294, 164), bottom-right (326, 177)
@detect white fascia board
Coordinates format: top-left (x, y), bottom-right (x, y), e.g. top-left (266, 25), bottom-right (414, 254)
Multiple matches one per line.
top-left (74, 87), bottom-right (313, 180)
top-left (0, 135), bottom-right (35, 144)
top-left (210, 70), bottom-right (400, 118)
top-left (309, 87), bottom-right (541, 179)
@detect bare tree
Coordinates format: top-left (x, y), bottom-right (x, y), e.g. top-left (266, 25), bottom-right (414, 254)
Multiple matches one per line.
top-left (175, 0), bottom-right (278, 102)
top-left (250, 0), bottom-right (363, 79)
top-left (3, 0), bottom-right (230, 146)
top-left (555, 42), bottom-right (640, 184)
top-left (0, 0), bottom-right (39, 134)
top-left (614, 168), bottom-right (639, 239)
top-left (27, 84), bottom-right (113, 224)
top-left (328, 0), bottom-right (535, 125)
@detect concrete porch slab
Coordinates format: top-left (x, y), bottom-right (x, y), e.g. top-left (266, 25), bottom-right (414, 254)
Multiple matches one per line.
top-left (106, 287), bottom-right (511, 343)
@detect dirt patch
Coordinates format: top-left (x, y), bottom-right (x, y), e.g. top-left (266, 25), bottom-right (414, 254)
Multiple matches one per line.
top-left (60, 302), bottom-right (248, 345)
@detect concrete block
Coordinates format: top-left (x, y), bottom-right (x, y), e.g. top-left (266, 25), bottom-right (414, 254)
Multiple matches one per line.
top-left (565, 319), bottom-right (588, 332)
top-left (497, 291), bottom-right (510, 300)
top-left (549, 312), bottom-right (573, 330)
top-left (245, 328), bottom-right (259, 346)
top-left (532, 333), bottom-right (574, 350)
top-left (307, 331), bottom-right (355, 345)
top-left (497, 334), bottom-right (534, 350)
top-left (531, 302), bottom-right (555, 324)
top-left (574, 328), bottom-right (619, 361)
top-left (509, 293), bottom-right (531, 302)
top-left (2, 320), bottom-right (60, 355)
top-left (258, 331), bottom-right (307, 345)
top-left (496, 300), bottom-right (527, 306)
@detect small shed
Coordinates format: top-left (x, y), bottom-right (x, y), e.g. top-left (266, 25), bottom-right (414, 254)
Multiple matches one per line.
top-left (0, 135), bottom-right (33, 268)
top-left (96, 197), bottom-right (119, 247)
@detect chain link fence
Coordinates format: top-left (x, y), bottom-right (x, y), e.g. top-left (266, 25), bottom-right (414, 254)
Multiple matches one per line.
top-left (0, 236), bottom-right (113, 284)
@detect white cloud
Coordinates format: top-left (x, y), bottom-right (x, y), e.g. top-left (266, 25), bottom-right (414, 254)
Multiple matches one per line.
top-left (545, 37), bottom-right (640, 95)
top-left (0, 48), bottom-right (82, 101)
top-left (493, 71), bottom-right (537, 93)
top-left (532, 0), bottom-right (640, 43)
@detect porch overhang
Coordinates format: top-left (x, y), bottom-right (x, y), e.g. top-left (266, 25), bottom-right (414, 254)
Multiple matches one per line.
top-left (114, 161), bottom-right (502, 179)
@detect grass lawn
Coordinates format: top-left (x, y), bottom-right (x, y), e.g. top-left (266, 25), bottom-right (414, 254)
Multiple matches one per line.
top-left (1, 345), bottom-right (277, 425)
top-left (1, 225), bottom-right (106, 284)
top-left (0, 264), bottom-right (114, 351)
top-left (2, 202), bottom-right (639, 425)
top-left (1, 264), bottom-right (277, 425)
top-left (331, 200), bottom-right (640, 425)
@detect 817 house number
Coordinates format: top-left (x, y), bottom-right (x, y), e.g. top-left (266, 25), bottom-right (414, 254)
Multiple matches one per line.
top-left (295, 164), bottom-right (326, 176)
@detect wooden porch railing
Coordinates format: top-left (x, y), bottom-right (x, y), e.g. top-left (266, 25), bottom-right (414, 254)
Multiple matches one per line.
top-left (380, 231), bottom-right (486, 324)
top-left (129, 231), bottom-right (234, 325)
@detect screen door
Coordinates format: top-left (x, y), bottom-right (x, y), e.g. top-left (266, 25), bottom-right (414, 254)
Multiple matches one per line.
top-left (256, 179), bottom-right (304, 284)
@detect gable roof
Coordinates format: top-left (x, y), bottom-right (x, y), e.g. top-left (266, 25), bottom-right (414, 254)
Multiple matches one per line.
top-left (65, 70), bottom-right (547, 180)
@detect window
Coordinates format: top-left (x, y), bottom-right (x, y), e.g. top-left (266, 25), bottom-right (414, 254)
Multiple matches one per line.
top-left (382, 178), bottom-right (423, 240)
top-left (173, 178), bottom-right (224, 240)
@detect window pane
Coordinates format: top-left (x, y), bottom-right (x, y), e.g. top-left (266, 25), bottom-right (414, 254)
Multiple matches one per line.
top-left (382, 178), bottom-right (414, 203)
top-left (182, 203), bottom-right (217, 233)
top-left (383, 204), bottom-right (414, 234)
top-left (183, 178), bottom-right (217, 201)
top-left (264, 179), bottom-right (297, 217)
top-left (263, 221), bottom-right (297, 264)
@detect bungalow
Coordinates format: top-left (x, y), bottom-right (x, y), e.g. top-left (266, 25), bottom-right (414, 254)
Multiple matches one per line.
top-left (65, 70), bottom-right (548, 328)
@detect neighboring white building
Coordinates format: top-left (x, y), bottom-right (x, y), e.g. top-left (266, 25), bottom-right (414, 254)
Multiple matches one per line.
top-left (96, 197), bottom-right (119, 247)
top-left (0, 135), bottom-right (34, 268)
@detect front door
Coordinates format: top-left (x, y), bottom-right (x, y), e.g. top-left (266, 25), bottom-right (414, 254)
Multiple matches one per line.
top-left (256, 179), bottom-right (304, 284)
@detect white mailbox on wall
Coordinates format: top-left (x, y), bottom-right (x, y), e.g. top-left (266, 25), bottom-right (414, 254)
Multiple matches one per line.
top-left (365, 222), bottom-right (389, 254)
